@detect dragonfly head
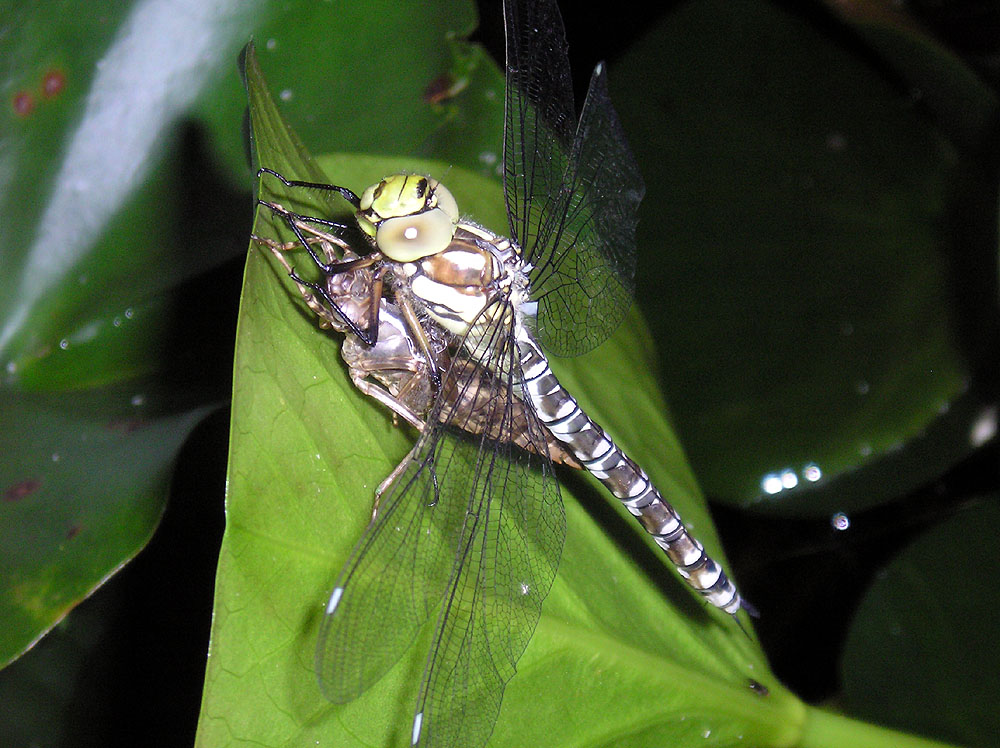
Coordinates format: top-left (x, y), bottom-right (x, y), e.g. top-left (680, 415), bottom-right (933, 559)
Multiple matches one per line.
top-left (357, 174), bottom-right (459, 262)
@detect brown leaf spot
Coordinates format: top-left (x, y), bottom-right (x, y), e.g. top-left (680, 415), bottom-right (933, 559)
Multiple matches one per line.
top-left (4, 478), bottom-right (41, 502)
top-left (42, 69), bottom-right (66, 98)
top-left (423, 73), bottom-right (467, 104)
top-left (105, 418), bottom-right (147, 433)
top-left (13, 91), bottom-right (34, 117)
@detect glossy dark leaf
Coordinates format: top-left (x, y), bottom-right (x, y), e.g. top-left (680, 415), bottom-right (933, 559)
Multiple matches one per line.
top-left (0, 0), bottom-right (259, 666)
top-left (842, 498), bottom-right (1000, 748)
top-left (615, 0), bottom-right (998, 514)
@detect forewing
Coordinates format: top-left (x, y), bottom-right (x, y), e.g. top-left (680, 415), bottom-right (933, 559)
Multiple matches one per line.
top-left (530, 64), bottom-right (645, 356)
top-left (413, 306), bottom-right (566, 748)
top-left (502, 0), bottom-right (575, 259)
top-left (502, 0), bottom-right (644, 357)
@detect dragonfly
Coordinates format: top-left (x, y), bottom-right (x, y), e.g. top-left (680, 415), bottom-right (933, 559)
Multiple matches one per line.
top-left (256, 0), bottom-right (746, 744)
top-left (252, 215), bottom-right (578, 499)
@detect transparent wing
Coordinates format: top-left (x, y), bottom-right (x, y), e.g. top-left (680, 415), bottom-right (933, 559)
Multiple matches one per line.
top-left (413, 303), bottom-right (565, 748)
top-left (503, 0), bottom-right (645, 356)
top-left (316, 300), bottom-right (565, 748)
top-left (502, 0), bottom-right (575, 259)
top-left (315, 422), bottom-right (468, 701)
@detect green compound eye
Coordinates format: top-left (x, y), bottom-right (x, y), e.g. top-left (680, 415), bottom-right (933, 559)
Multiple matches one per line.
top-left (357, 174), bottom-right (460, 261)
top-left (360, 175), bottom-right (457, 220)
top-left (376, 206), bottom-right (456, 262)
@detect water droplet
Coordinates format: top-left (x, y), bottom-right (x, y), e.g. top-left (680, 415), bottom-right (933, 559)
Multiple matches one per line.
top-left (131, 394), bottom-right (145, 407)
top-left (831, 512), bottom-right (850, 531)
top-left (803, 463), bottom-right (822, 482)
top-left (761, 474), bottom-right (783, 495)
top-left (266, 38), bottom-right (277, 50)
top-left (855, 380), bottom-right (869, 395)
top-left (970, 406), bottom-right (997, 447)
top-left (124, 308), bottom-right (134, 319)
top-left (59, 339), bottom-right (69, 350)
top-left (280, 88), bottom-right (293, 101)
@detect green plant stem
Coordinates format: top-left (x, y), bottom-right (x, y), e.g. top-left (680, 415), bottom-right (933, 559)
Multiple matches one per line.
top-left (801, 706), bottom-right (963, 748)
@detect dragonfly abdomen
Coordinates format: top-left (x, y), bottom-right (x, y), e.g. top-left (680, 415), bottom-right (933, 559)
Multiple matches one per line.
top-left (515, 331), bottom-right (743, 616)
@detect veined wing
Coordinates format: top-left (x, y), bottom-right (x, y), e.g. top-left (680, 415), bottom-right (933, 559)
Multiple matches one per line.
top-left (502, 0), bottom-right (644, 356)
top-left (314, 413), bottom-right (469, 701)
top-left (413, 298), bottom-right (564, 748)
top-left (316, 295), bottom-right (565, 748)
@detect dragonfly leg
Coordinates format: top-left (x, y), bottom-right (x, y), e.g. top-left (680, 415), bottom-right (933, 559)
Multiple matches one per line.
top-left (257, 199), bottom-right (369, 275)
top-left (349, 370), bottom-right (426, 432)
top-left (253, 207), bottom-right (383, 344)
top-left (257, 167), bottom-right (362, 208)
top-left (371, 441), bottom-right (424, 521)
top-left (395, 293), bottom-right (443, 390)
top-left (252, 233), bottom-right (344, 328)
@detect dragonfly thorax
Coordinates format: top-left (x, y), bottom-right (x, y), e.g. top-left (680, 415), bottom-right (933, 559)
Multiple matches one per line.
top-left (358, 174), bottom-right (460, 263)
top-left (399, 224), bottom-right (511, 338)
top-left (354, 174), bottom-right (529, 343)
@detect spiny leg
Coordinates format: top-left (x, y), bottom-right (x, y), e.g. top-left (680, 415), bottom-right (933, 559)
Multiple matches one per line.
top-left (372, 442), bottom-right (423, 522)
top-left (396, 292), bottom-right (443, 391)
top-left (255, 200), bottom-right (383, 344)
top-left (251, 233), bottom-right (347, 330)
top-left (256, 198), bottom-right (366, 274)
top-left (258, 167), bottom-right (361, 208)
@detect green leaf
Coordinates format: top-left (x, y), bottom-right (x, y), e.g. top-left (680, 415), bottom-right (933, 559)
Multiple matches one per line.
top-left (0, 0), bottom-right (258, 665)
top-left (200, 43), bottom-right (785, 748)
top-left (0, 0), bottom-right (259, 382)
top-left (616, 0), bottom-right (998, 513)
top-left (0, 0), bottom-right (498, 676)
top-left (0, 385), bottom-right (211, 666)
top-left (841, 498), bottom-right (1000, 748)
top-left (245, 0), bottom-right (501, 179)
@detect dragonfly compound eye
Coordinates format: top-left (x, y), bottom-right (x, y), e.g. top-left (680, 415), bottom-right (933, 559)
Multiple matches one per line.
top-left (376, 207), bottom-right (457, 262)
top-left (358, 175), bottom-right (460, 257)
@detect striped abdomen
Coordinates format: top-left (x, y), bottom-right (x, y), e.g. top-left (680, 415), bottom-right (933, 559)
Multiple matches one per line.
top-left (516, 331), bottom-right (743, 615)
